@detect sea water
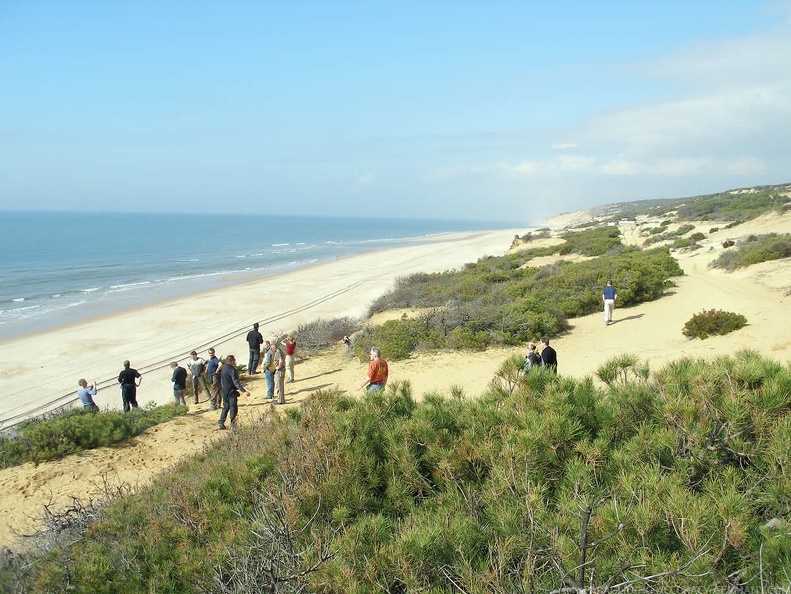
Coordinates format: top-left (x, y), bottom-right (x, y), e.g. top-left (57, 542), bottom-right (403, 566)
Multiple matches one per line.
top-left (1, 211), bottom-right (510, 340)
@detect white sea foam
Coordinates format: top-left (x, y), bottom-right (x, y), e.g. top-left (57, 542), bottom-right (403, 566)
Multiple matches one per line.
top-left (11, 298), bottom-right (25, 302)
top-left (80, 287), bottom-right (100, 293)
top-left (109, 281), bottom-right (151, 289)
top-left (0, 304), bottom-right (40, 315)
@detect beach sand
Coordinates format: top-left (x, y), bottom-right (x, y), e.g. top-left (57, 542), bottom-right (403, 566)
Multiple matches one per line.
top-left (1, 213), bottom-right (790, 548)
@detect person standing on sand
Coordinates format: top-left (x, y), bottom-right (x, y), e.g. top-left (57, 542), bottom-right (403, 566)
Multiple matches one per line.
top-left (358, 346), bottom-right (388, 393)
top-left (263, 340), bottom-right (275, 399)
top-left (218, 355), bottom-right (249, 430)
top-left (539, 338), bottom-right (558, 374)
top-left (207, 348), bottom-right (222, 410)
top-left (603, 280), bottom-right (618, 326)
top-left (77, 379), bottom-right (98, 412)
top-left (117, 360), bottom-right (141, 411)
top-left (246, 323), bottom-right (264, 374)
top-left (186, 351), bottom-right (210, 404)
top-left (273, 341), bottom-right (286, 404)
top-left (170, 362), bottom-right (187, 406)
top-left (284, 335), bottom-right (297, 383)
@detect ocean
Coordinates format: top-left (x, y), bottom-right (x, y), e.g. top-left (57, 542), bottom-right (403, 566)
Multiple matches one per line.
top-left (1, 211), bottom-right (511, 340)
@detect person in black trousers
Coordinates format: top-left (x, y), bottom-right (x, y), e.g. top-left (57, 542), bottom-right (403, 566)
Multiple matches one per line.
top-left (246, 323), bottom-right (264, 374)
top-left (218, 355), bottom-right (250, 430)
top-left (117, 360), bottom-right (141, 411)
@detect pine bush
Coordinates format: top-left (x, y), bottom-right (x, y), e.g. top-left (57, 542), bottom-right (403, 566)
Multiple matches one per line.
top-left (682, 309), bottom-right (747, 339)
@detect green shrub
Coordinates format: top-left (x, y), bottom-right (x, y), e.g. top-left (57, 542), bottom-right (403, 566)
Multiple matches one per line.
top-left (0, 403), bottom-right (187, 468)
top-left (711, 233), bottom-right (791, 271)
top-left (13, 354), bottom-right (791, 592)
top-left (355, 319), bottom-right (422, 360)
top-left (682, 309), bottom-right (748, 339)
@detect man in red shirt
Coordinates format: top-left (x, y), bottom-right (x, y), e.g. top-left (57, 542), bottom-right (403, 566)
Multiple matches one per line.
top-left (358, 346), bottom-right (388, 393)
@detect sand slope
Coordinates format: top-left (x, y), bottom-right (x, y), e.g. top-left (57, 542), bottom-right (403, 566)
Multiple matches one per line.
top-left (1, 214), bottom-right (789, 549)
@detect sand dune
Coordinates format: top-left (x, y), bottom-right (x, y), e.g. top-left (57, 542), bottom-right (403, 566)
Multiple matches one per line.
top-left (1, 212), bottom-right (789, 549)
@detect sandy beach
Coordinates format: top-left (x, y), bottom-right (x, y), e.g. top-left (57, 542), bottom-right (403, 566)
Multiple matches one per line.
top-left (0, 229), bottom-right (521, 426)
top-left (0, 211), bottom-right (789, 548)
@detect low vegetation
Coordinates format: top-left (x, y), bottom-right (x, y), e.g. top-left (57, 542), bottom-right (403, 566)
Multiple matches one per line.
top-left (711, 233), bottom-right (791, 271)
top-left (0, 403), bottom-right (186, 469)
top-left (674, 189), bottom-right (790, 221)
top-left (682, 309), bottom-right (748, 340)
top-left (9, 353), bottom-right (791, 593)
top-left (362, 246), bottom-right (682, 360)
top-left (593, 183), bottom-right (790, 223)
top-left (643, 223), bottom-right (696, 246)
top-left (295, 316), bottom-right (360, 356)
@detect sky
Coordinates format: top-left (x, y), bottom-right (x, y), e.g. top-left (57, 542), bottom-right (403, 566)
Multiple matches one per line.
top-left (1, 1), bottom-right (790, 224)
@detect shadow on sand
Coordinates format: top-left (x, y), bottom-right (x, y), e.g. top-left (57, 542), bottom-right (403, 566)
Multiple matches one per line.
top-left (610, 314), bottom-right (644, 325)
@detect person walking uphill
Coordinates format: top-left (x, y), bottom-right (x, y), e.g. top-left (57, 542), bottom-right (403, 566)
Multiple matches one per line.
top-left (246, 323), bottom-right (264, 374)
top-left (539, 337), bottom-right (558, 374)
top-left (603, 280), bottom-right (618, 326)
top-left (358, 346), bottom-right (388, 393)
top-left (218, 355), bottom-right (249, 430)
top-left (117, 360), bottom-right (141, 411)
top-left (186, 351), bottom-right (210, 404)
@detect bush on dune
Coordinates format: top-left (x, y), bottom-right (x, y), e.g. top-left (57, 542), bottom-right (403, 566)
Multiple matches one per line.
top-left (15, 354), bottom-right (791, 593)
top-left (0, 403), bottom-right (187, 469)
top-left (682, 309), bottom-right (748, 339)
top-left (711, 233), bottom-right (791, 271)
top-left (363, 246), bottom-right (681, 358)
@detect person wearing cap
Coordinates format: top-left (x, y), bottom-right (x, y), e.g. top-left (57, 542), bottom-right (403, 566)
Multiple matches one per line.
top-left (117, 360), bottom-right (141, 411)
top-left (358, 346), bottom-right (388, 393)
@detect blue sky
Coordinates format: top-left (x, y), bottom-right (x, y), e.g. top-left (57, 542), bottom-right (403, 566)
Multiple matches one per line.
top-left (2, 1), bottom-right (790, 223)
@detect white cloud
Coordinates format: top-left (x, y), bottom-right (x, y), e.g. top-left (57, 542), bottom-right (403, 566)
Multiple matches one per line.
top-left (356, 172), bottom-right (376, 187)
top-left (550, 142), bottom-right (578, 150)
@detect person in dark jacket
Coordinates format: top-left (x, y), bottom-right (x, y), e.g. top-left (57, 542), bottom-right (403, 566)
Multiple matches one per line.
top-left (539, 337), bottom-right (558, 374)
top-left (218, 355), bottom-right (249, 430)
top-left (170, 362), bottom-right (187, 406)
top-left (246, 323), bottom-right (264, 374)
top-left (117, 360), bottom-right (141, 411)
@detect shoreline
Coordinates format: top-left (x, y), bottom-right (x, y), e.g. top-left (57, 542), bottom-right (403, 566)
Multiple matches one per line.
top-left (0, 228), bottom-right (524, 427)
top-left (0, 227), bottom-right (516, 343)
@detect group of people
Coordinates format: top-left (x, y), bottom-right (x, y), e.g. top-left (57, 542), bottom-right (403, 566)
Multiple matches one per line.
top-left (78, 280), bottom-right (616, 422)
top-left (245, 324), bottom-right (297, 403)
top-left (521, 337), bottom-right (558, 375)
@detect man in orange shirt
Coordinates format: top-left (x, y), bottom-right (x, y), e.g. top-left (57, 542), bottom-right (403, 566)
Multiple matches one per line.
top-left (358, 346), bottom-right (388, 393)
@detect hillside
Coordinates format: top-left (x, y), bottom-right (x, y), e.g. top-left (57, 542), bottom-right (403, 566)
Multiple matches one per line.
top-left (1, 192), bottom-right (790, 592)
